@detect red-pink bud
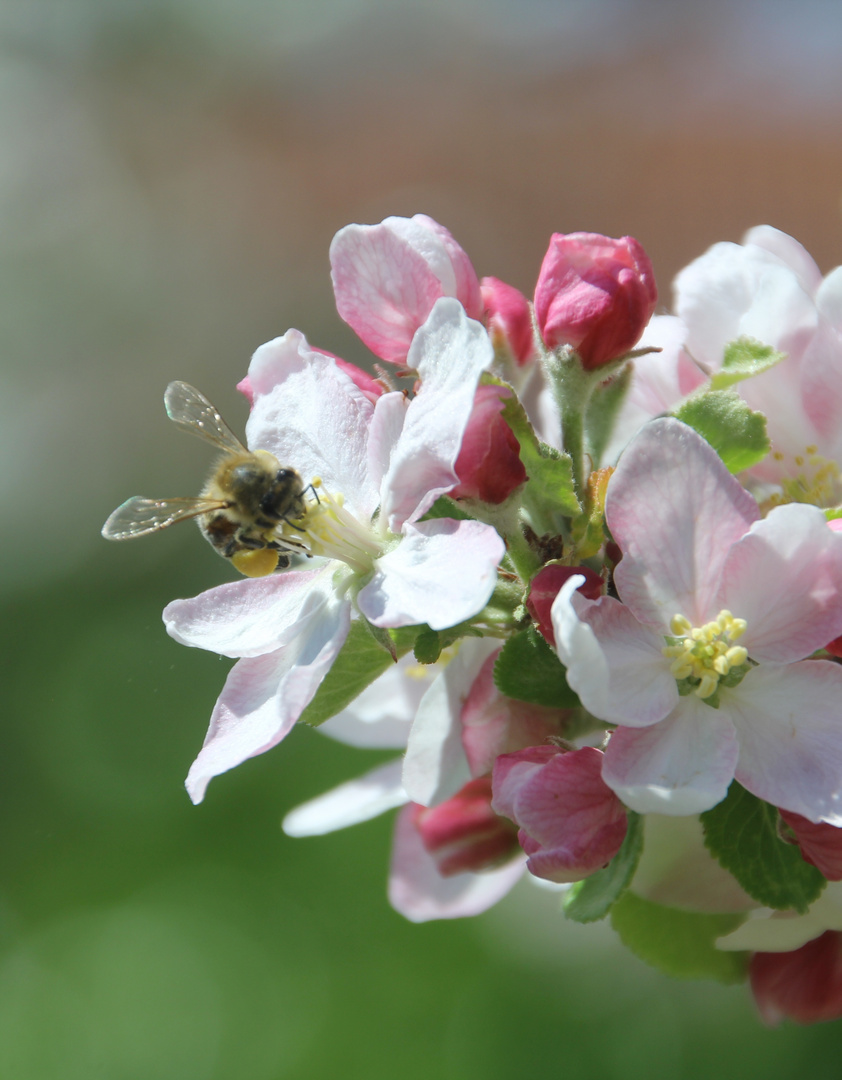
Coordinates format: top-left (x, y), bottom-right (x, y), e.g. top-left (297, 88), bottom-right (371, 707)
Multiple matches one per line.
top-left (750, 932), bottom-right (842, 1025)
top-left (450, 385), bottom-right (527, 504)
top-left (481, 276), bottom-right (536, 367)
top-left (237, 351), bottom-right (383, 409)
top-left (492, 746), bottom-right (627, 884)
top-left (526, 564), bottom-right (604, 647)
top-left (411, 777), bottom-right (520, 877)
top-left (534, 232), bottom-right (658, 369)
top-left (779, 809), bottom-right (842, 880)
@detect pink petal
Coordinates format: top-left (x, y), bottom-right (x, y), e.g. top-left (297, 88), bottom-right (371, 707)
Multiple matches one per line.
top-left (780, 809), bottom-right (842, 882)
top-left (163, 566), bottom-right (337, 658)
top-left (602, 697), bottom-right (740, 815)
top-left (388, 804), bottom-right (525, 922)
top-left (358, 518), bottom-right (504, 631)
top-left (608, 417), bottom-right (759, 629)
top-left (718, 503), bottom-right (842, 663)
top-left (728, 663), bottom-right (842, 825)
top-left (495, 747), bottom-right (628, 883)
top-left (750, 932), bottom-right (842, 1025)
top-left (184, 594), bottom-right (351, 803)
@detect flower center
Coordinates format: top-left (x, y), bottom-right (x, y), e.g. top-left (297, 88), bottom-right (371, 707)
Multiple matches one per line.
top-left (662, 610), bottom-right (749, 700)
top-left (768, 445), bottom-right (841, 508)
top-left (276, 480), bottom-right (385, 575)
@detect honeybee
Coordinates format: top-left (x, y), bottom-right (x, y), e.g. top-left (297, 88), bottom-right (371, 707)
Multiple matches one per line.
top-left (102, 381), bottom-right (309, 577)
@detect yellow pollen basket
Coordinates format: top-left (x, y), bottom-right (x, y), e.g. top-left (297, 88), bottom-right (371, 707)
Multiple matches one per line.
top-left (662, 609), bottom-right (748, 699)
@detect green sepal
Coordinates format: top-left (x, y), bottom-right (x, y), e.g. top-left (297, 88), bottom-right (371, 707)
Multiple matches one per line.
top-left (493, 625), bottom-right (579, 708)
top-left (584, 363), bottom-right (633, 467)
top-left (413, 627), bottom-right (442, 665)
top-left (299, 621), bottom-right (418, 727)
top-left (700, 781), bottom-right (826, 913)
top-left (709, 337), bottom-right (785, 391)
top-left (673, 390), bottom-right (770, 474)
top-left (610, 893), bottom-right (749, 984)
top-left (563, 811), bottom-right (643, 923)
top-left (421, 495), bottom-right (474, 522)
top-left (825, 507), bottom-right (842, 522)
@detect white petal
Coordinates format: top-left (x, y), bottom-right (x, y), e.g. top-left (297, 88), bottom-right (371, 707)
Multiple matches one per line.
top-left (381, 298), bottom-right (493, 531)
top-left (402, 638), bottom-right (500, 806)
top-left (366, 391), bottom-right (409, 502)
top-left (719, 503), bottom-right (842, 663)
top-left (184, 594), bottom-right (351, 803)
top-left (163, 565), bottom-right (338, 658)
top-left (717, 885), bottom-right (842, 953)
top-left (742, 225), bottom-right (823, 295)
top-left (608, 418), bottom-right (759, 629)
top-left (729, 663), bottom-right (842, 825)
top-left (358, 519), bottom-right (504, 631)
top-left (282, 759), bottom-right (407, 836)
top-left (246, 346), bottom-right (378, 523)
top-left (602, 697), bottom-right (740, 815)
top-left (551, 581), bottom-right (678, 727)
top-left (318, 653), bottom-right (437, 749)
top-left (388, 804), bottom-right (525, 922)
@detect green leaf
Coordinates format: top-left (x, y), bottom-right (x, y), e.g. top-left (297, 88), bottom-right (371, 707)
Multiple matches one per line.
top-left (825, 507), bottom-right (842, 522)
top-left (413, 627), bottom-right (442, 665)
top-left (673, 391), bottom-right (770, 474)
top-left (564, 811), bottom-right (643, 923)
top-left (709, 337), bottom-right (785, 390)
top-left (299, 621), bottom-right (417, 727)
top-left (610, 893), bottom-right (749, 984)
top-left (496, 380), bottom-right (580, 519)
top-left (700, 781), bottom-right (826, 913)
top-left (493, 625), bottom-right (579, 708)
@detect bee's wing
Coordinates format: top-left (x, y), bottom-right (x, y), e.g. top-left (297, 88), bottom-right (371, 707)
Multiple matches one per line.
top-left (164, 381), bottom-right (247, 454)
top-left (101, 496), bottom-right (230, 540)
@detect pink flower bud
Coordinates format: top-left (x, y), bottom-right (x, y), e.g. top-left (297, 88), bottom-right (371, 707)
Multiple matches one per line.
top-left (411, 777), bottom-right (520, 877)
top-left (750, 932), bottom-right (842, 1025)
top-left (481, 276), bottom-right (536, 367)
top-left (534, 232), bottom-right (658, 369)
top-left (779, 808), bottom-right (842, 880)
top-left (330, 214), bottom-right (482, 365)
top-left (460, 650), bottom-right (570, 778)
top-left (492, 745), bottom-right (627, 884)
top-left (450, 385), bottom-right (527, 504)
top-left (526, 564), bottom-right (603, 647)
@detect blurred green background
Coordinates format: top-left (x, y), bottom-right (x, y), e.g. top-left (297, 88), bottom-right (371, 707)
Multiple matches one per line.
top-left (5, 1), bottom-right (842, 1076)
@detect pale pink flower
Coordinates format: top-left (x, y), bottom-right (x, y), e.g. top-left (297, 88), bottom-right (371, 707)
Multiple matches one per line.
top-left (552, 417), bottom-right (842, 820)
top-left (164, 299), bottom-right (504, 803)
top-left (534, 232), bottom-right (657, 369)
top-left (330, 214), bottom-right (482, 365)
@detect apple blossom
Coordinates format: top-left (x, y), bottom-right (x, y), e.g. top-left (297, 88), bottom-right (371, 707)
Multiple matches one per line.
top-left (552, 416), bottom-right (842, 821)
top-left (330, 214), bottom-right (482, 365)
top-left (164, 299), bottom-right (505, 803)
top-left (534, 232), bottom-right (657, 369)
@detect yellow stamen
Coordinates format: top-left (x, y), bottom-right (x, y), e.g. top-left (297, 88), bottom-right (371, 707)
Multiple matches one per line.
top-left (662, 608), bottom-right (750, 699)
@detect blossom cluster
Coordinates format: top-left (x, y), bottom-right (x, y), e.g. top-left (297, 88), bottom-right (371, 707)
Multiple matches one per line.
top-left (139, 214), bottom-right (842, 1024)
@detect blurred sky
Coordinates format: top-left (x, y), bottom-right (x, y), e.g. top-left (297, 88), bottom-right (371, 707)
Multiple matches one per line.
top-left (5, 4), bottom-right (842, 1075)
